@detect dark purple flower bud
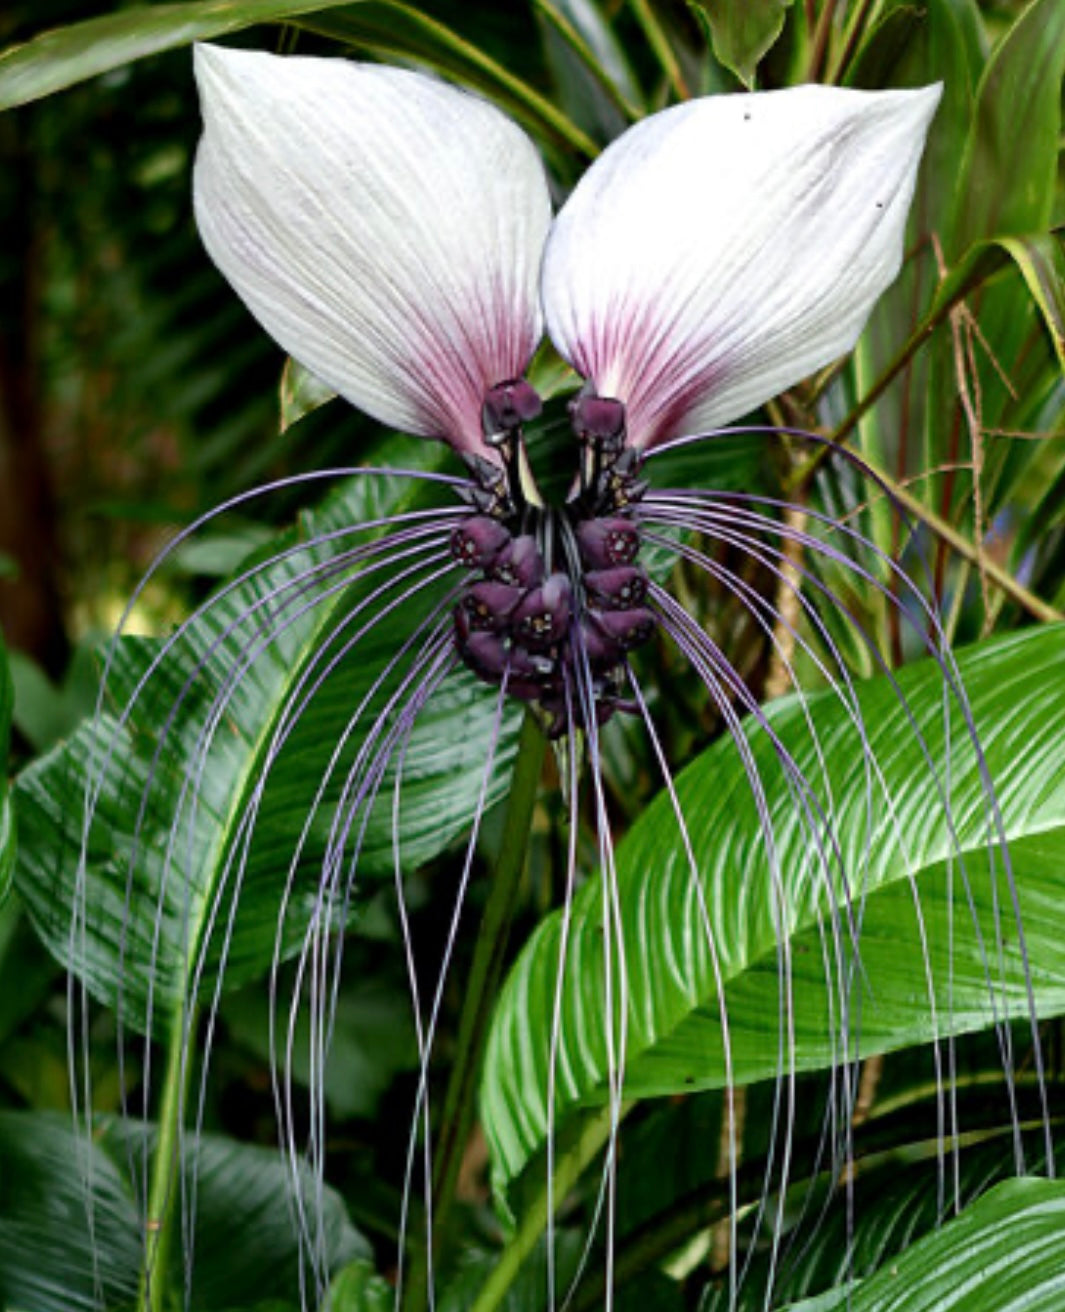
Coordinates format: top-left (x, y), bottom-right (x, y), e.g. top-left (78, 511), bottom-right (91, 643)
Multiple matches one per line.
top-left (489, 534), bottom-right (544, 588)
top-left (451, 516), bottom-right (511, 569)
top-left (462, 581), bottom-right (524, 632)
top-left (579, 616), bottom-right (623, 667)
top-left (507, 676), bottom-right (550, 704)
top-left (577, 517), bottom-right (640, 568)
top-left (584, 566), bottom-right (649, 610)
top-left (460, 630), bottom-right (509, 681)
top-left (570, 393), bottom-right (626, 446)
top-left (460, 627), bottom-right (554, 681)
top-left (513, 573), bottom-right (572, 649)
top-left (590, 607), bottom-right (657, 651)
top-left (482, 378), bottom-right (543, 441)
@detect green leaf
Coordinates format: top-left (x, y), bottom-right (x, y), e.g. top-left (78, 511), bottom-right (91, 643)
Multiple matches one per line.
top-left (0, 628), bottom-right (13, 907)
top-left (698, 1122), bottom-right (1061, 1309)
top-left (690, 0), bottom-right (793, 88)
top-left (848, 0), bottom-right (983, 554)
top-left (482, 625), bottom-right (1065, 1192)
top-left (0, 903), bottom-right (59, 1049)
top-left (14, 435), bottom-right (518, 1032)
top-left (838, 1177), bottom-right (1065, 1310)
top-left (0, 1112), bottom-right (141, 1311)
top-left (0, 0), bottom-right (365, 111)
top-left (781, 1292), bottom-right (853, 1312)
top-left (536, 0), bottom-right (642, 134)
top-left (327, 1258), bottom-right (393, 1312)
top-left (0, 1109), bottom-right (366, 1311)
top-left (843, 6), bottom-right (928, 91)
top-left (439, 1233), bottom-right (586, 1312)
top-left (7, 643), bottom-right (101, 755)
top-left (997, 232), bottom-right (1065, 374)
top-left (223, 967), bottom-right (420, 1119)
top-left (296, 2), bottom-right (598, 158)
top-left (0, 0), bottom-right (598, 157)
top-left (948, 0), bottom-right (1065, 257)
top-left (280, 358), bottom-right (337, 435)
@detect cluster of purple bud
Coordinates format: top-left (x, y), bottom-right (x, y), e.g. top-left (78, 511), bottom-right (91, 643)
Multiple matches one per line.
top-left (450, 382), bottom-right (657, 735)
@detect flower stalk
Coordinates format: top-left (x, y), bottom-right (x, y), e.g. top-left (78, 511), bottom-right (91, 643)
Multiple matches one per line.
top-left (403, 710), bottom-right (547, 1310)
top-left (139, 999), bottom-right (198, 1312)
top-left (470, 1102), bottom-right (625, 1312)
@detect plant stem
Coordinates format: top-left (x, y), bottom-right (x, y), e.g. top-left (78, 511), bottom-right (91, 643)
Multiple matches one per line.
top-left (533, 0), bottom-right (642, 123)
top-left (847, 449), bottom-right (1064, 624)
top-left (805, 0), bottom-right (838, 83)
top-left (139, 1000), bottom-right (197, 1312)
top-left (628, 0), bottom-right (690, 100)
top-left (470, 1103), bottom-right (624, 1312)
top-left (403, 709), bottom-right (546, 1310)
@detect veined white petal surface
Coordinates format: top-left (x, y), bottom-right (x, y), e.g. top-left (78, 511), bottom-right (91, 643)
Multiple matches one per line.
top-left (193, 45), bottom-right (552, 455)
top-left (542, 84), bottom-right (941, 451)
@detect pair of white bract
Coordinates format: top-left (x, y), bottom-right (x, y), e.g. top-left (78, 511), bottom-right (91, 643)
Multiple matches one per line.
top-left (193, 44), bottom-right (939, 460)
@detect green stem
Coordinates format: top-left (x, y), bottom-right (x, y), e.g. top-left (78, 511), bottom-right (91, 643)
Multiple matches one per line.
top-left (138, 1000), bottom-right (197, 1312)
top-left (819, 445), bottom-right (1064, 624)
top-left (628, 0), bottom-right (690, 100)
top-left (470, 1103), bottom-right (626, 1312)
top-left (804, 0), bottom-right (838, 83)
top-left (403, 710), bottom-right (547, 1310)
top-left (533, 0), bottom-right (642, 123)
top-left (826, 0), bottom-right (882, 84)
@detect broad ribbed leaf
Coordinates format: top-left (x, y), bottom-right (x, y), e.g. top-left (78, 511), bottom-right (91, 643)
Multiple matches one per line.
top-left (0, 629), bottom-right (13, 906)
top-left (784, 1178), bottom-right (1065, 1312)
top-left (700, 1125), bottom-right (1062, 1310)
top-left (0, 1109), bottom-right (365, 1311)
top-left (15, 440), bottom-right (518, 1032)
top-left (483, 625), bottom-right (1065, 1190)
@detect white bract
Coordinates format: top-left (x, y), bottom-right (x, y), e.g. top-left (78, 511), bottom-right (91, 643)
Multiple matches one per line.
top-left (193, 43), bottom-right (939, 455)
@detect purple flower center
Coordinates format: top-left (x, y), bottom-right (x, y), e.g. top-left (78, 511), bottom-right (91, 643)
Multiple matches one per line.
top-left (451, 382), bottom-right (655, 735)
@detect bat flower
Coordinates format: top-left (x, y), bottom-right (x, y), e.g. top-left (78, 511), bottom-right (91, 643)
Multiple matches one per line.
top-left (193, 44), bottom-right (940, 736)
top-left (67, 44), bottom-right (1032, 1312)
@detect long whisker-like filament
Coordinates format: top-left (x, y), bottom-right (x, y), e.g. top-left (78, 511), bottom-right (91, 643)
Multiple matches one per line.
top-left (644, 483), bottom-right (1046, 1169)
top-left (392, 671), bottom-right (511, 1306)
